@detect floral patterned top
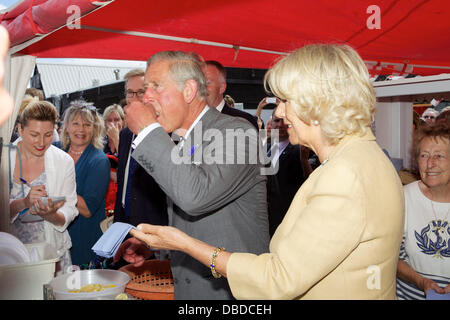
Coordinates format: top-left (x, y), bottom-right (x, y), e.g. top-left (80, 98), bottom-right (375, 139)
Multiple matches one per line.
top-left (10, 171), bottom-right (72, 275)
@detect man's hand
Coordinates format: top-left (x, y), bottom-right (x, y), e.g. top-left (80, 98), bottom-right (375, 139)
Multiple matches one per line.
top-left (124, 100), bottom-right (157, 135)
top-left (113, 237), bottom-right (153, 267)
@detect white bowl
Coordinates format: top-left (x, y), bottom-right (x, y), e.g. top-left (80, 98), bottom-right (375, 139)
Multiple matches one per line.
top-left (0, 232), bottom-right (30, 266)
top-left (0, 242), bottom-right (60, 300)
top-left (0, 246), bottom-right (29, 265)
top-left (49, 269), bottom-right (130, 300)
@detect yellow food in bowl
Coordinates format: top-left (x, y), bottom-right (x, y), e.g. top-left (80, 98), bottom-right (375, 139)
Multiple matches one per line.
top-left (69, 283), bottom-right (116, 293)
top-left (115, 293), bottom-right (128, 300)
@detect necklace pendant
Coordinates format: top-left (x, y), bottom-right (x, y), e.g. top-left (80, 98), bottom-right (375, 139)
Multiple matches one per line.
top-left (320, 157), bottom-right (329, 167)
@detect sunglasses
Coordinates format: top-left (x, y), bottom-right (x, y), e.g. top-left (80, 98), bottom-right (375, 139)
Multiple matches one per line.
top-left (71, 103), bottom-right (97, 112)
top-left (423, 115), bottom-right (436, 119)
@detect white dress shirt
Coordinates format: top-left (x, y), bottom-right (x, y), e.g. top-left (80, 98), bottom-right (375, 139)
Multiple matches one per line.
top-left (271, 139), bottom-right (289, 167)
top-left (215, 99), bottom-right (225, 113)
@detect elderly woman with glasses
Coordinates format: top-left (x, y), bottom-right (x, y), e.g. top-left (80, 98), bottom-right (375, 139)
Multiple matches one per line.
top-left (61, 101), bottom-right (110, 267)
top-left (396, 123), bottom-right (450, 299)
top-left (127, 44), bottom-right (404, 299)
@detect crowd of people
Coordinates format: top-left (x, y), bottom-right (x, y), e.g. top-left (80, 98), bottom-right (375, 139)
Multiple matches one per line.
top-left (0, 26), bottom-right (448, 300)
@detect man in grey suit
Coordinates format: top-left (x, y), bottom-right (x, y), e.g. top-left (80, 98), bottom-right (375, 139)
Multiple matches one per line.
top-left (122, 51), bottom-right (269, 299)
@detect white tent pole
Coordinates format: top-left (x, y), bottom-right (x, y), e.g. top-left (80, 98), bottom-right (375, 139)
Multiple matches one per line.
top-left (81, 25), bottom-right (288, 56)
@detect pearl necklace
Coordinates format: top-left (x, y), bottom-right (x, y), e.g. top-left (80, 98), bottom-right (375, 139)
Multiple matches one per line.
top-left (69, 149), bottom-right (83, 155)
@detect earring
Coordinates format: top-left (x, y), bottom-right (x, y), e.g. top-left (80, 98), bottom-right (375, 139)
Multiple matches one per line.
top-left (313, 120), bottom-right (319, 126)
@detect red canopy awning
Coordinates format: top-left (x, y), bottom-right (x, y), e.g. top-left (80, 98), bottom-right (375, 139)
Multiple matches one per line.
top-left (2, 0), bottom-right (450, 76)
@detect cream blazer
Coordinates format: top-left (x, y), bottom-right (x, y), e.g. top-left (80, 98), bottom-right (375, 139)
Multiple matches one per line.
top-left (227, 130), bottom-right (404, 299)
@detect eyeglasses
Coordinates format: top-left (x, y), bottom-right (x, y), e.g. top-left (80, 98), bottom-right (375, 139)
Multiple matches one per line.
top-left (423, 115), bottom-right (436, 119)
top-left (126, 89), bottom-right (146, 98)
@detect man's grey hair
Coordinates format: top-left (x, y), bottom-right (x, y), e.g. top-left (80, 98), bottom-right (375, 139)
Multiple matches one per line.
top-left (147, 51), bottom-right (208, 99)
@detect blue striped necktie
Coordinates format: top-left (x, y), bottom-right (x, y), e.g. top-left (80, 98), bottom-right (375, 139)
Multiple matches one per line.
top-left (124, 152), bottom-right (138, 218)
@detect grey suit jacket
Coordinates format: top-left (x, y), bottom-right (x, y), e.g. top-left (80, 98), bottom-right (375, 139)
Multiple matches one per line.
top-left (132, 107), bottom-right (269, 299)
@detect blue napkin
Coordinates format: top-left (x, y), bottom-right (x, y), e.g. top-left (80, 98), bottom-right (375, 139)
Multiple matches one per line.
top-left (91, 222), bottom-right (136, 258)
top-left (426, 289), bottom-right (450, 300)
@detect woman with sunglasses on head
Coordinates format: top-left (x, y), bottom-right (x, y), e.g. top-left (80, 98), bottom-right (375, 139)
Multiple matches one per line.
top-left (9, 100), bottom-right (78, 274)
top-left (61, 101), bottom-right (110, 267)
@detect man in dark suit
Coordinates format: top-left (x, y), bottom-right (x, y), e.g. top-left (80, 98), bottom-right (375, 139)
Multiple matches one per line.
top-left (204, 60), bottom-right (259, 129)
top-left (113, 69), bottom-right (168, 228)
top-left (122, 51), bottom-right (269, 299)
top-left (267, 113), bottom-right (311, 237)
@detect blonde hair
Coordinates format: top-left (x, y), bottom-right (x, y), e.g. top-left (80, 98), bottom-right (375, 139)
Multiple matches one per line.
top-left (103, 104), bottom-right (125, 122)
top-left (265, 44), bottom-right (376, 145)
top-left (61, 101), bottom-right (104, 150)
top-left (224, 94), bottom-right (235, 107)
top-left (102, 104), bottom-right (125, 136)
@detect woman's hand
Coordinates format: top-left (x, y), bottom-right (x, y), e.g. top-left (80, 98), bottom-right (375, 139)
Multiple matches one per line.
top-left (421, 277), bottom-right (446, 295)
top-left (31, 198), bottom-right (65, 218)
top-left (130, 224), bottom-right (189, 252)
top-left (444, 283), bottom-right (450, 293)
top-left (75, 195), bottom-right (92, 218)
top-left (130, 224), bottom-right (231, 279)
top-left (106, 122), bottom-right (120, 150)
top-left (24, 185), bottom-right (47, 209)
